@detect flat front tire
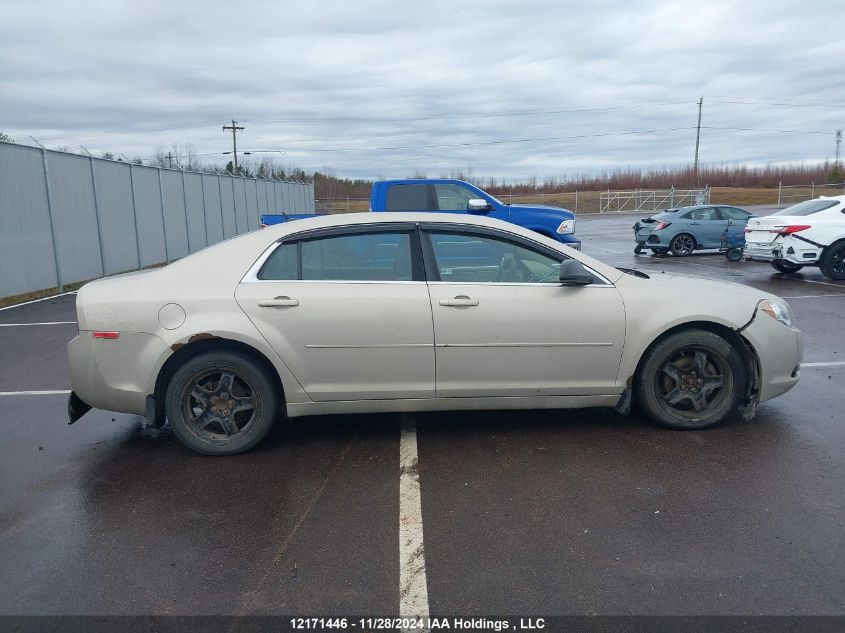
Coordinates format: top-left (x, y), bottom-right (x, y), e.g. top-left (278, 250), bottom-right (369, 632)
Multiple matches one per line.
top-left (771, 259), bottom-right (804, 274)
top-left (636, 329), bottom-right (747, 430)
top-left (165, 350), bottom-right (281, 455)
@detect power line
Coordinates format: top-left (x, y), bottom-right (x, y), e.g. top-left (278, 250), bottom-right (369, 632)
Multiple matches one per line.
top-left (244, 99), bottom-right (698, 123)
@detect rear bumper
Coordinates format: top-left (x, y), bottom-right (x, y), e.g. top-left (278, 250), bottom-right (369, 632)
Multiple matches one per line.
top-left (68, 331), bottom-right (171, 416)
top-left (745, 236), bottom-right (822, 265)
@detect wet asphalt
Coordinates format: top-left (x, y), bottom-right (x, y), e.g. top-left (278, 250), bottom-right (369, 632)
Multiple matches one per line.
top-left (0, 211), bottom-right (843, 618)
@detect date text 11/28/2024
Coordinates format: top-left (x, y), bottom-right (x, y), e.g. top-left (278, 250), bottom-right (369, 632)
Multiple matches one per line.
top-left (290, 617), bottom-right (546, 631)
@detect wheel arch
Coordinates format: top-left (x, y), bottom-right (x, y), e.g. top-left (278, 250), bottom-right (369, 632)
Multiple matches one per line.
top-left (152, 337), bottom-right (287, 425)
top-left (672, 231), bottom-right (700, 248)
top-left (629, 320), bottom-right (760, 403)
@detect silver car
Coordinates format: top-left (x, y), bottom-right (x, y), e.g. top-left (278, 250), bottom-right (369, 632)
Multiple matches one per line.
top-left (68, 213), bottom-right (802, 455)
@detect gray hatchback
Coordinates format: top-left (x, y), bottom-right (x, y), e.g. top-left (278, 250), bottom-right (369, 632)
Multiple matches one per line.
top-left (633, 205), bottom-right (752, 256)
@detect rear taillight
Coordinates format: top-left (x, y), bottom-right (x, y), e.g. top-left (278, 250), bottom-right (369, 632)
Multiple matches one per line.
top-left (92, 331), bottom-right (119, 339)
top-left (654, 221), bottom-right (671, 230)
top-left (771, 225), bottom-right (811, 236)
top-left (260, 223), bottom-right (268, 229)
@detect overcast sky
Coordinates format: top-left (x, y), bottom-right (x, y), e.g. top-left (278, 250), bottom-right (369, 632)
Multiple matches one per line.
top-left (1, 0), bottom-right (843, 180)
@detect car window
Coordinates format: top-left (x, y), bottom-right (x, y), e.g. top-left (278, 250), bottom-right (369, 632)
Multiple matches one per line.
top-left (428, 231), bottom-right (563, 283)
top-left (259, 242), bottom-right (298, 280)
top-left (301, 232), bottom-right (413, 281)
top-left (434, 184), bottom-right (477, 211)
top-left (385, 184), bottom-right (431, 211)
top-left (720, 207), bottom-right (750, 220)
top-left (687, 207), bottom-right (719, 221)
top-left (260, 232), bottom-right (413, 281)
top-left (772, 199), bottom-right (840, 216)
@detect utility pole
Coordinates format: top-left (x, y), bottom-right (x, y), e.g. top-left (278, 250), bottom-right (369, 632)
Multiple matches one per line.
top-left (167, 151), bottom-right (173, 168)
top-left (693, 97), bottom-right (703, 183)
top-left (835, 129), bottom-right (842, 167)
top-left (223, 119), bottom-right (244, 174)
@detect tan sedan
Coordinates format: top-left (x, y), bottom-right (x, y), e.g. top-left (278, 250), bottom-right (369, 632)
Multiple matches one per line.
top-left (68, 213), bottom-right (802, 455)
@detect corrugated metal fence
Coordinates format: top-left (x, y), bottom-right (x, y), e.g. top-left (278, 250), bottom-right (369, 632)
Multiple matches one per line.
top-left (0, 141), bottom-right (315, 298)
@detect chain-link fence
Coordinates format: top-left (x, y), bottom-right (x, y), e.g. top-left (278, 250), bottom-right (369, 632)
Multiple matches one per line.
top-left (0, 140), bottom-right (315, 299)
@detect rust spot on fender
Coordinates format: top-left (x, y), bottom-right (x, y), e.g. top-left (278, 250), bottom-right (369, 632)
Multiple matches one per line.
top-left (170, 332), bottom-right (219, 352)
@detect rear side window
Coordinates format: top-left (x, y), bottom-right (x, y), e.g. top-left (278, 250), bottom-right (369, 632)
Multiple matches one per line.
top-left (302, 232), bottom-right (412, 281)
top-left (720, 207), bottom-right (750, 220)
top-left (773, 199), bottom-right (840, 216)
top-left (259, 243), bottom-right (297, 280)
top-left (684, 207), bottom-right (719, 221)
top-left (385, 184), bottom-right (431, 211)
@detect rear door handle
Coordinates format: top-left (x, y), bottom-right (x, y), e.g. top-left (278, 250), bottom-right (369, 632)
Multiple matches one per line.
top-left (258, 296), bottom-right (299, 307)
top-left (439, 295), bottom-right (479, 307)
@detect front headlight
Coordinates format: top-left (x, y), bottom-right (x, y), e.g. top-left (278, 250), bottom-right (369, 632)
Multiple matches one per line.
top-left (556, 219), bottom-right (575, 234)
top-left (758, 298), bottom-right (795, 328)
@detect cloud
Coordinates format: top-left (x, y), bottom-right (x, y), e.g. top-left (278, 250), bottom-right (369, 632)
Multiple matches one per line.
top-left (1, 0), bottom-right (842, 179)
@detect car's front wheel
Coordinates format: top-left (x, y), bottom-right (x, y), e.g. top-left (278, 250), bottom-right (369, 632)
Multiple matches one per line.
top-left (771, 259), bottom-right (804, 274)
top-left (636, 329), bottom-right (747, 430)
top-left (165, 350), bottom-right (281, 455)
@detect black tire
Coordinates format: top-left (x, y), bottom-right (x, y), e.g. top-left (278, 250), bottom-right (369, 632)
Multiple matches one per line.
top-left (770, 259), bottom-right (804, 274)
top-left (651, 248), bottom-right (669, 256)
top-left (670, 233), bottom-right (695, 257)
top-left (819, 242), bottom-right (845, 280)
top-left (165, 350), bottom-right (281, 455)
top-left (634, 242), bottom-right (644, 255)
top-left (725, 248), bottom-right (743, 262)
top-left (636, 329), bottom-right (747, 430)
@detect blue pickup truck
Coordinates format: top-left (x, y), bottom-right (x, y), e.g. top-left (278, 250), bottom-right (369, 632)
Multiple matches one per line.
top-left (261, 179), bottom-right (580, 248)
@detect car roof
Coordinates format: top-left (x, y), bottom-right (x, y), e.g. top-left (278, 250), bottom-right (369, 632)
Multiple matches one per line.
top-left (263, 211), bottom-right (532, 239)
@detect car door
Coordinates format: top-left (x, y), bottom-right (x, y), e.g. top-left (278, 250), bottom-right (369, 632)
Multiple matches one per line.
top-left (422, 226), bottom-right (626, 398)
top-left (235, 225), bottom-right (435, 401)
top-left (688, 207), bottom-right (728, 248)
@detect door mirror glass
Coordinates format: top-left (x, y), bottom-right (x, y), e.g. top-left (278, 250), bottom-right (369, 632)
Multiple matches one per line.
top-left (558, 259), bottom-right (594, 286)
top-left (467, 198), bottom-right (491, 213)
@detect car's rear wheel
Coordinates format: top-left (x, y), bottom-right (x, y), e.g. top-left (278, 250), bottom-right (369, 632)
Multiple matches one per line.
top-left (771, 259), bottom-right (804, 274)
top-left (636, 329), bottom-right (747, 430)
top-left (670, 233), bottom-right (695, 257)
top-left (165, 350), bottom-right (280, 455)
top-left (819, 242), bottom-right (845, 280)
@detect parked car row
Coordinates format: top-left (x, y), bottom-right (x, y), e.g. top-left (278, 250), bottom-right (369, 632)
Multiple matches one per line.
top-left (632, 195), bottom-right (845, 280)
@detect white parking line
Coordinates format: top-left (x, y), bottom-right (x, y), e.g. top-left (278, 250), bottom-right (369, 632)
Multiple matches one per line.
top-left (399, 414), bottom-right (430, 625)
top-left (0, 390), bottom-right (71, 396)
top-left (0, 322), bottom-right (76, 327)
top-left (0, 291), bottom-right (77, 312)
top-left (802, 362), bottom-right (845, 368)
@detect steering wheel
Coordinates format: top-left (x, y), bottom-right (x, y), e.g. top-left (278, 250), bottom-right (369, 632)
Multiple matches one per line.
top-left (497, 253), bottom-right (534, 282)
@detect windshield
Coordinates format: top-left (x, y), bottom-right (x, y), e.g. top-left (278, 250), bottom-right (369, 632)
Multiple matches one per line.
top-left (772, 199), bottom-right (840, 216)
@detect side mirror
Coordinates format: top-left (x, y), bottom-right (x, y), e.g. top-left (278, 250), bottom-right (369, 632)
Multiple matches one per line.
top-left (467, 198), bottom-right (491, 213)
top-left (558, 259), bottom-right (594, 286)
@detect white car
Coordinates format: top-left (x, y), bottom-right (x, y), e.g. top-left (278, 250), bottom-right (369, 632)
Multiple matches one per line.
top-left (67, 213), bottom-right (802, 455)
top-left (744, 195), bottom-right (845, 278)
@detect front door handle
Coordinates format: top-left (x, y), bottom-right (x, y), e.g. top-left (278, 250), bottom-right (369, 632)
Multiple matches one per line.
top-left (439, 295), bottom-right (479, 307)
top-left (258, 296), bottom-right (299, 308)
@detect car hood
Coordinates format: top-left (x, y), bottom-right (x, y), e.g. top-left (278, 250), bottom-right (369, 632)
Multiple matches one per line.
top-left (615, 270), bottom-right (775, 327)
top-left (509, 204), bottom-right (575, 220)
